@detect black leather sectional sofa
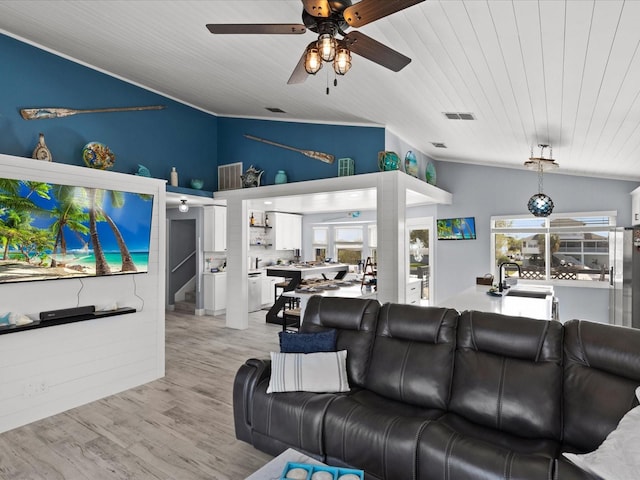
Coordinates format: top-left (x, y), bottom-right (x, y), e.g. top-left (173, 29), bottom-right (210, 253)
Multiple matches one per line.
top-left (233, 296), bottom-right (640, 480)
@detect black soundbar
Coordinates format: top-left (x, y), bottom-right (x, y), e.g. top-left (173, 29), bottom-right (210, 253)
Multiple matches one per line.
top-left (39, 305), bottom-right (95, 321)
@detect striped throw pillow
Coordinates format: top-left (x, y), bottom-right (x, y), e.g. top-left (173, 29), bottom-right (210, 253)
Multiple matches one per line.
top-left (267, 350), bottom-right (350, 393)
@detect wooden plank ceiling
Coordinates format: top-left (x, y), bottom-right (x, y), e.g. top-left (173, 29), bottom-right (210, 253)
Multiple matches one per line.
top-left (1, 0), bottom-right (639, 180)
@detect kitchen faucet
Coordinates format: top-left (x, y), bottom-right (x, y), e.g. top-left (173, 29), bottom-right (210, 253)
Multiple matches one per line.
top-left (255, 257), bottom-right (261, 270)
top-left (498, 262), bottom-right (522, 293)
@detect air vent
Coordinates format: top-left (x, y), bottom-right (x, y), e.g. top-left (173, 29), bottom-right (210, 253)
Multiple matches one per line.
top-left (431, 142), bottom-right (447, 148)
top-left (218, 162), bottom-right (243, 191)
top-left (266, 107), bottom-right (286, 113)
top-left (443, 112), bottom-right (475, 120)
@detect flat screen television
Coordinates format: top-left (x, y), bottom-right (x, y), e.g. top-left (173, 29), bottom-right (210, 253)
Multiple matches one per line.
top-left (437, 216), bottom-right (477, 240)
top-left (0, 177), bottom-right (153, 284)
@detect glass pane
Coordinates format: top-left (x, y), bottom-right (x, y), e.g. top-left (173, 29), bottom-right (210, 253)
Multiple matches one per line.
top-left (494, 217), bottom-right (546, 229)
top-left (315, 248), bottom-right (326, 262)
top-left (550, 215), bottom-right (612, 228)
top-left (337, 248), bottom-right (362, 265)
top-left (409, 227), bottom-right (430, 301)
top-left (495, 232), bottom-right (546, 280)
top-left (313, 227), bottom-right (328, 244)
top-left (335, 227), bottom-right (363, 243)
top-left (552, 230), bottom-right (609, 282)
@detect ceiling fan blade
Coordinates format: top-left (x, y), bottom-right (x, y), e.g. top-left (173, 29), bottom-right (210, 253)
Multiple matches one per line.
top-left (302, 0), bottom-right (332, 17)
top-left (287, 47), bottom-right (311, 84)
top-left (206, 24), bottom-right (306, 35)
top-left (343, 0), bottom-right (425, 28)
top-left (344, 31), bottom-right (411, 72)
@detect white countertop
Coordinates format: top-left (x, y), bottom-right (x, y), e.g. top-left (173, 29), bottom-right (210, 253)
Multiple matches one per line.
top-left (437, 285), bottom-right (555, 320)
top-left (266, 263), bottom-right (349, 276)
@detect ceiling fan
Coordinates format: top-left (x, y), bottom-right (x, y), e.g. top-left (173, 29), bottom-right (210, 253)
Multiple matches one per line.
top-left (206, 0), bottom-right (425, 84)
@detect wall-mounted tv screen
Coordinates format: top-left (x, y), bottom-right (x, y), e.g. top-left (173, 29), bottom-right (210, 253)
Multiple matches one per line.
top-left (0, 178), bottom-right (153, 284)
top-left (437, 217), bottom-right (477, 240)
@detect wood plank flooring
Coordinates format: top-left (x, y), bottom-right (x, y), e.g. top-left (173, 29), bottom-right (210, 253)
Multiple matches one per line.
top-left (0, 310), bottom-right (281, 480)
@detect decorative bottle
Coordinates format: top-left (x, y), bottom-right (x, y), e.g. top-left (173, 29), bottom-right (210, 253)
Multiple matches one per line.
top-left (250, 213), bottom-right (255, 226)
top-left (32, 133), bottom-right (53, 162)
top-left (265, 214), bottom-right (269, 227)
top-left (170, 167), bottom-right (178, 186)
top-left (275, 170), bottom-right (288, 184)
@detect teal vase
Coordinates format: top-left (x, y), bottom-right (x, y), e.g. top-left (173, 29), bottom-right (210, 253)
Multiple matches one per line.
top-left (275, 170), bottom-right (288, 184)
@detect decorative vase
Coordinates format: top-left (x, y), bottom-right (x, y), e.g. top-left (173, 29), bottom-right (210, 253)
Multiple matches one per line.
top-left (32, 133), bottom-right (52, 162)
top-left (275, 170), bottom-right (288, 184)
top-left (404, 151), bottom-right (418, 177)
top-left (377, 151), bottom-right (400, 171)
top-left (82, 142), bottom-right (115, 170)
top-left (190, 178), bottom-right (204, 189)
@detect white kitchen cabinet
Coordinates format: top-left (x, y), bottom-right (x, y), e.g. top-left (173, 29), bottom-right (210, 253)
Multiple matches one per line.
top-left (406, 278), bottom-right (422, 305)
top-left (632, 187), bottom-right (640, 225)
top-left (262, 274), bottom-right (284, 306)
top-left (270, 212), bottom-right (302, 251)
top-left (203, 205), bottom-right (227, 252)
top-left (204, 272), bottom-right (227, 315)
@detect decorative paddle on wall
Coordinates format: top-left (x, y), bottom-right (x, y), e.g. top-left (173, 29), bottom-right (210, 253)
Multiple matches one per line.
top-left (20, 105), bottom-right (166, 120)
top-left (244, 134), bottom-right (335, 164)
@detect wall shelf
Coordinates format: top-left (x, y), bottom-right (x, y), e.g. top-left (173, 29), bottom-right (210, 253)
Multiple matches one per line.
top-left (166, 185), bottom-right (213, 198)
top-left (0, 307), bottom-right (136, 336)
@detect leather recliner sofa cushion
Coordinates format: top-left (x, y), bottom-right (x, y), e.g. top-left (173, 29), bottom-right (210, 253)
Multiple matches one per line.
top-left (249, 296), bottom-right (381, 458)
top-left (555, 319), bottom-right (640, 479)
top-left (323, 304), bottom-right (458, 480)
top-left (416, 310), bottom-right (564, 480)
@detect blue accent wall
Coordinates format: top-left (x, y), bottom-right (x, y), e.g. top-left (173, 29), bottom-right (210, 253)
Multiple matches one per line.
top-left (1, 33), bottom-right (385, 191)
top-left (217, 117), bottom-right (385, 184)
top-left (0, 33), bottom-right (218, 190)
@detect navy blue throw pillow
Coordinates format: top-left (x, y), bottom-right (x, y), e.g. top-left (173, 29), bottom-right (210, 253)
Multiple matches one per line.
top-left (279, 329), bottom-right (338, 353)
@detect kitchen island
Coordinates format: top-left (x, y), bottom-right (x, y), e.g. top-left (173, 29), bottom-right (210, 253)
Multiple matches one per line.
top-left (438, 284), bottom-right (556, 321)
top-left (265, 263), bottom-right (349, 324)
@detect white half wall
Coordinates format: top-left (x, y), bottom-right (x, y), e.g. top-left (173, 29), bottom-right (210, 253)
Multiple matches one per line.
top-left (0, 154), bottom-right (166, 433)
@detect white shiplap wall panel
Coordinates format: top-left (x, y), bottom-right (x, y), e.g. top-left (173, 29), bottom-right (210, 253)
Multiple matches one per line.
top-left (0, 154), bottom-right (165, 433)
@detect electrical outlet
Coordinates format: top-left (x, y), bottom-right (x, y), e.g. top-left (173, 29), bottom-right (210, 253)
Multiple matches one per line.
top-left (22, 380), bottom-right (49, 398)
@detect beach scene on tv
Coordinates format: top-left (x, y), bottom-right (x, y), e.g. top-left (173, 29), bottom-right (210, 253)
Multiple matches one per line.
top-left (0, 178), bottom-right (153, 283)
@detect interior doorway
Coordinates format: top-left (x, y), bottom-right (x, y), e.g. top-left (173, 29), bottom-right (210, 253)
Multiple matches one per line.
top-left (407, 217), bottom-right (434, 305)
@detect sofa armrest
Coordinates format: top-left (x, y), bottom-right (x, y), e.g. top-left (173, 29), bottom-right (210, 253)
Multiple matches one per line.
top-left (233, 358), bottom-right (272, 442)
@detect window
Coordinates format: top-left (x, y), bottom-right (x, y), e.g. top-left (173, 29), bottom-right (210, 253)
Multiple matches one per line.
top-left (491, 212), bottom-right (615, 283)
top-left (313, 227), bottom-right (328, 261)
top-left (335, 226), bottom-right (363, 265)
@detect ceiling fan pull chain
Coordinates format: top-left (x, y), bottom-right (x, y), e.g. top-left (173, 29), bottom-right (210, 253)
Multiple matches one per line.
top-left (326, 68), bottom-right (330, 95)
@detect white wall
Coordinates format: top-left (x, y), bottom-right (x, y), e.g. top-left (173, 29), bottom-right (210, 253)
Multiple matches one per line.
top-left (434, 161), bottom-right (638, 322)
top-left (0, 154), bottom-right (165, 433)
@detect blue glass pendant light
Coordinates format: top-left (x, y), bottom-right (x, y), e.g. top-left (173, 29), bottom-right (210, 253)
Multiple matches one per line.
top-left (525, 144), bottom-right (558, 217)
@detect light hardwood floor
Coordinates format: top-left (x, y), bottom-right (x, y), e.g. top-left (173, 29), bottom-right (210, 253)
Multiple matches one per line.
top-left (0, 310), bottom-right (281, 480)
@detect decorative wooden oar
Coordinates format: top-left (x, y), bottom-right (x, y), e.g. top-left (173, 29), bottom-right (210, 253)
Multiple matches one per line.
top-left (20, 105), bottom-right (166, 120)
top-left (244, 134), bottom-right (334, 164)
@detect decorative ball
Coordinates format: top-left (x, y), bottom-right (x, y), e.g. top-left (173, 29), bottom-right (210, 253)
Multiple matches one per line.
top-left (285, 468), bottom-right (309, 479)
top-left (377, 151), bottom-right (400, 171)
top-left (311, 471), bottom-right (333, 480)
top-left (190, 178), bottom-right (204, 189)
top-left (527, 193), bottom-right (554, 217)
top-left (82, 142), bottom-right (115, 170)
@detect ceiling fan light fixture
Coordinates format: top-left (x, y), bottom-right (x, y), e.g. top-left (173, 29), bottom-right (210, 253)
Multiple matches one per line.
top-left (317, 33), bottom-right (336, 62)
top-left (304, 44), bottom-right (323, 74)
top-left (333, 44), bottom-right (351, 75)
